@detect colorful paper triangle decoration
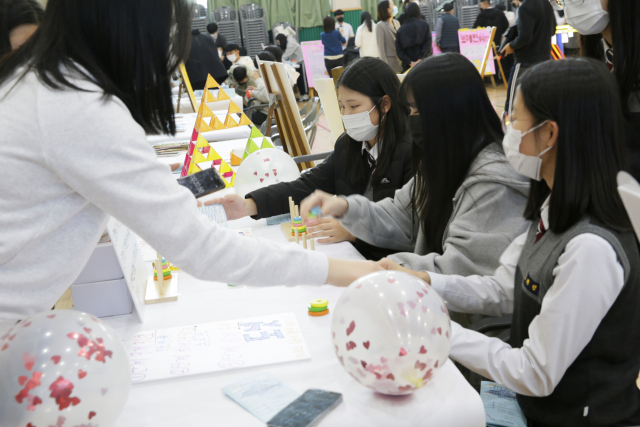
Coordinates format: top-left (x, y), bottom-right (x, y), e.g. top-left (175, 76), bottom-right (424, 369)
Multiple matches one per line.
top-left (230, 148), bottom-right (243, 166)
top-left (250, 126), bottom-right (264, 139)
top-left (195, 134), bottom-right (209, 148)
top-left (207, 148), bottom-right (222, 165)
top-left (197, 160), bottom-right (214, 169)
top-left (238, 113), bottom-right (252, 126)
top-left (217, 88), bottom-right (231, 101)
top-left (261, 139), bottom-right (275, 149)
top-left (205, 74), bottom-right (220, 89)
top-left (197, 116), bottom-right (213, 132)
top-left (188, 161), bottom-right (201, 175)
top-left (211, 115), bottom-right (226, 130)
top-left (224, 114), bottom-right (238, 128)
top-left (201, 102), bottom-right (214, 118)
top-left (204, 89), bottom-right (217, 103)
top-left (227, 101), bottom-right (242, 114)
top-left (191, 147), bottom-right (208, 164)
top-left (242, 138), bottom-right (261, 160)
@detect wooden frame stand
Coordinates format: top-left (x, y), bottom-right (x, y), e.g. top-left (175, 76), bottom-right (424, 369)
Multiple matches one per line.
top-left (479, 27), bottom-right (508, 89)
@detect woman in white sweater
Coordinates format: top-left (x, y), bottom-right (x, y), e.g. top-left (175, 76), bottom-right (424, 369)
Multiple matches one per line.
top-left (0, 0), bottom-right (379, 328)
top-left (355, 11), bottom-right (379, 58)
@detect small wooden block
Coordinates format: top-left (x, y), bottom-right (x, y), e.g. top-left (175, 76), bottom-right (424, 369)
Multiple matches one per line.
top-left (145, 273), bottom-right (179, 304)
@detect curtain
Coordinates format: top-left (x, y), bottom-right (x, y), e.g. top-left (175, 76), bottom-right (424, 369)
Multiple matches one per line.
top-left (360, 0), bottom-right (380, 19)
top-left (208, 0), bottom-right (329, 29)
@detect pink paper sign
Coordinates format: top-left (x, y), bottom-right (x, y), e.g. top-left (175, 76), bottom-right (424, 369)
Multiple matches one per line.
top-left (458, 29), bottom-right (496, 75)
top-left (301, 40), bottom-right (328, 88)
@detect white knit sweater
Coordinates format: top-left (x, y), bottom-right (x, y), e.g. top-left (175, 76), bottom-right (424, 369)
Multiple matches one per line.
top-left (0, 69), bottom-right (328, 325)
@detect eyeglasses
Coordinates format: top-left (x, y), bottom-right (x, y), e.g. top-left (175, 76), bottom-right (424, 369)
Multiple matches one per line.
top-left (548, 0), bottom-right (565, 11)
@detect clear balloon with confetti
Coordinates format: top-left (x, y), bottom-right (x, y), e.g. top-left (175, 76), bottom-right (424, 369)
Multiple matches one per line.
top-left (331, 271), bottom-right (452, 395)
top-left (0, 310), bottom-right (130, 427)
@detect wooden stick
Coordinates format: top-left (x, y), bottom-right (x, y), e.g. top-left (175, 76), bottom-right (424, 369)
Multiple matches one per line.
top-left (302, 233), bottom-right (307, 249)
top-left (288, 197), bottom-right (294, 220)
top-left (295, 227), bottom-right (299, 244)
top-left (155, 253), bottom-right (165, 296)
top-left (310, 237), bottom-right (315, 251)
top-left (295, 205), bottom-right (299, 218)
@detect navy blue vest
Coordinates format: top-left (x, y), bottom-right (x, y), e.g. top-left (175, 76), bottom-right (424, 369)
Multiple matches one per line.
top-left (439, 14), bottom-right (459, 49)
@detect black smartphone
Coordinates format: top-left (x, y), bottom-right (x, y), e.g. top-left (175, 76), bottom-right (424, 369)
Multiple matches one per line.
top-left (177, 167), bottom-right (226, 198)
top-left (267, 389), bottom-right (343, 427)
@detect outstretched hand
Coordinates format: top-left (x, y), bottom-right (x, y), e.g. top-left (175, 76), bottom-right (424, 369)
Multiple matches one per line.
top-left (326, 259), bottom-right (385, 287)
top-left (300, 190), bottom-right (349, 226)
top-left (204, 194), bottom-right (258, 220)
top-left (377, 258), bottom-right (431, 284)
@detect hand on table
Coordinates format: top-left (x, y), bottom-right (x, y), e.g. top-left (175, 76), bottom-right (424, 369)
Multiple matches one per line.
top-left (308, 217), bottom-right (356, 244)
top-left (326, 259), bottom-right (384, 287)
top-left (300, 190), bottom-right (349, 225)
top-left (169, 163), bottom-right (181, 172)
top-left (378, 258), bottom-right (431, 284)
top-left (204, 194), bottom-right (257, 219)
top-left (500, 43), bottom-right (514, 57)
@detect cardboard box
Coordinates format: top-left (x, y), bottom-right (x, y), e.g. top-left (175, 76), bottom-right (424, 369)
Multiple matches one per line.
top-left (71, 278), bottom-right (133, 318)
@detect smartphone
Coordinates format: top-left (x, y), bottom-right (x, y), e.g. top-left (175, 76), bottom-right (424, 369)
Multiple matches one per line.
top-left (267, 389), bottom-right (343, 427)
top-left (177, 167), bottom-right (226, 198)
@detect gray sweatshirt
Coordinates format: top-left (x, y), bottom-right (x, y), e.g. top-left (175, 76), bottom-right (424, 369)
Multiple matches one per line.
top-left (339, 143), bottom-right (530, 276)
top-left (0, 69), bottom-right (328, 325)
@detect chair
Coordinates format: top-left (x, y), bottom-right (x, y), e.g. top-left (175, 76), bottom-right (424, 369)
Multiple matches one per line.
top-left (272, 21), bottom-right (299, 43)
top-left (239, 4), bottom-right (269, 57)
top-left (253, 97), bottom-right (322, 149)
top-left (213, 6), bottom-right (241, 46)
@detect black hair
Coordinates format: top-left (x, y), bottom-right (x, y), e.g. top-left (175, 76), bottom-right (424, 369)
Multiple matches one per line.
top-left (443, 3), bottom-right (454, 12)
top-left (0, 0), bottom-right (192, 136)
top-left (206, 22), bottom-right (218, 34)
top-left (579, 0), bottom-right (640, 118)
top-left (518, 58), bottom-right (631, 233)
top-left (496, 4), bottom-right (506, 11)
top-left (480, 0), bottom-right (491, 4)
top-left (232, 65), bottom-right (248, 83)
top-left (360, 11), bottom-right (373, 32)
top-left (264, 45), bottom-right (283, 63)
top-left (224, 43), bottom-right (239, 53)
top-left (336, 57), bottom-right (408, 187)
top-left (378, 1), bottom-right (392, 21)
top-left (0, 0), bottom-right (44, 57)
top-left (257, 51), bottom-right (275, 62)
top-left (323, 15), bottom-right (335, 33)
top-left (239, 46), bottom-right (247, 56)
top-left (400, 53), bottom-right (503, 254)
top-left (405, 2), bottom-right (421, 19)
top-left (335, 9), bottom-right (344, 16)
top-left (275, 33), bottom-right (288, 51)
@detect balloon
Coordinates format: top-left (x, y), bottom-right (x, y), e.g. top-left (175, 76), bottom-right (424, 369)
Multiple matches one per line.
top-left (234, 148), bottom-right (300, 198)
top-left (331, 271), bottom-right (451, 395)
top-left (0, 310), bottom-right (130, 427)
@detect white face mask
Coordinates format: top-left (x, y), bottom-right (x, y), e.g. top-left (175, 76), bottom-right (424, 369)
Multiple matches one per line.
top-left (227, 53), bottom-right (237, 63)
top-left (502, 121), bottom-right (553, 181)
top-left (564, 0), bottom-right (609, 35)
top-left (341, 102), bottom-right (381, 142)
top-left (393, 6), bottom-right (399, 15)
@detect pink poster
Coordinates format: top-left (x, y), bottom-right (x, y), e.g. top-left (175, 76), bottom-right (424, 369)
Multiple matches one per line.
top-left (432, 32), bottom-right (441, 55)
top-left (301, 40), bottom-right (328, 88)
top-left (458, 29), bottom-right (496, 75)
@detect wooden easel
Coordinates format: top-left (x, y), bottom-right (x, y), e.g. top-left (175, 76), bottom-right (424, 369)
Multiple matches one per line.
top-left (178, 63), bottom-right (199, 113)
top-left (479, 27), bottom-right (508, 90)
top-left (259, 61), bottom-right (315, 171)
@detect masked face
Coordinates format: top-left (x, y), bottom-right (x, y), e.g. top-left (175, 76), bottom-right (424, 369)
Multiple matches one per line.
top-left (502, 121), bottom-right (552, 180)
top-left (227, 53), bottom-right (238, 63)
top-left (338, 86), bottom-right (384, 142)
top-left (337, 16), bottom-right (344, 23)
top-left (563, 0), bottom-right (609, 35)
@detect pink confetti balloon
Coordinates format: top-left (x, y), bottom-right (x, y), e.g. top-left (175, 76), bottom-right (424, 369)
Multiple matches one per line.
top-left (0, 310), bottom-right (130, 427)
top-left (331, 271), bottom-right (451, 395)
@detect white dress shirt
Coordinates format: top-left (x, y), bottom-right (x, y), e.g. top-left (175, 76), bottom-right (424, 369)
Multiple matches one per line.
top-left (429, 197), bottom-right (625, 397)
top-left (335, 22), bottom-right (354, 50)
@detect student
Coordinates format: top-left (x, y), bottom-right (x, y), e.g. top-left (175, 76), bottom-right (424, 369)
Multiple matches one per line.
top-left (395, 2), bottom-right (431, 72)
top-left (321, 15), bottom-right (346, 75)
top-left (208, 57), bottom-right (413, 261)
top-left (275, 33), bottom-right (309, 102)
top-left (223, 43), bottom-right (256, 74)
top-left (435, 2), bottom-right (461, 53)
top-left (474, 0), bottom-right (509, 43)
top-left (376, 0), bottom-right (402, 73)
top-left (572, 0), bottom-right (640, 181)
top-left (498, 3), bottom-right (517, 28)
top-left (225, 66), bottom-right (256, 103)
top-left (0, 0), bottom-right (380, 329)
top-left (380, 58), bottom-right (640, 427)
top-left (206, 22), bottom-right (227, 55)
top-left (334, 9), bottom-right (354, 51)
top-left (501, 0), bottom-right (555, 113)
top-left (301, 53), bottom-right (529, 280)
top-left (355, 11), bottom-right (379, 58)
top-left (0, 0), bottom-right (43, 57)
top-left (184, 28), bottom-right (228, 90)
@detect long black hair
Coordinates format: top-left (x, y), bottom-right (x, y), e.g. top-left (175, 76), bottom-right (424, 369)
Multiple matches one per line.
top-left (378, 1), bottom-right (392, 22)
top-left (519, 58), bottom-right (631, 233)
top-left (360, 11), bottom-right (373, 32)
top-left (400, 53), bottom-right (503, 254)
top-left (323, 16), bottom-right (335, 34)
top-left (336, 56), bottom-right (408, 187)
top-left (264, 45), bottom-right (283, 63)
top-left (0, 0), bottom-right (43, 57)
top-left (579, 0), bottom-right (640, 117)
top-left (0, 0), bottom-right (192, 136)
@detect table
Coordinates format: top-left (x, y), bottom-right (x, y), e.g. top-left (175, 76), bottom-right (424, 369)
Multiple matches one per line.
top-left (102, 154), bottom-right (486, 427)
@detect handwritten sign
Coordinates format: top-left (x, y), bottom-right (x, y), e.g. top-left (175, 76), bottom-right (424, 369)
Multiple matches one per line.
top-left (432, 32), bottom-right (441, 55)
top-left (301, 41), bottom-right (328, 88)
top-left (106, 218), bottom-right (147, 322)
top-left (459, 28), bottom-right (495, 75)
top-left (127, 313), bottom-right (310, 383)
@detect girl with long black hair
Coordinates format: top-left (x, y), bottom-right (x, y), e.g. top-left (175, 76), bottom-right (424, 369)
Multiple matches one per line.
top-left (301, 53), bottom-right (530, 280)
top-left (0, 0), bottom-right (380, 328)
top-left (383, 58), bottom-right (640, 427)
top-left (209, 57), bottom-right (413, 260)
top-left (355, 11), bottom-right (379, 58)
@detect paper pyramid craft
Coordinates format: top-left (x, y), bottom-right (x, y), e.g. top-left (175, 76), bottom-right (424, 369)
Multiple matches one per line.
top-left (242, 139), bottom-right (261, 160)
top-left (205, 75), bottom-right (220, 89)
top-left (238, 112), bottom-right (252, 126)
top-left (227, 101), bottom-right (242, 115)
top-left (201, 102), bottom-right (214, 118)
top-left (211, 115), bottom-right (226, 130)
top-left (250, 126), bottom-right (264, 139)
top-left (217, 88), bottom-right (231, 101)
top-left (230, 148), bottom-right (244, 166)
top-left (241, 126), bottom-right (275, 161)
top-left (204, 89), bottom-right (216, 103)
top-left (224, 114), bottom-right (238, 128)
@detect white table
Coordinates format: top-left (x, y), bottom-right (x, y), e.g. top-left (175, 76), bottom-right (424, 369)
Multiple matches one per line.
top-left (102, 154), bottom-right (486, 427)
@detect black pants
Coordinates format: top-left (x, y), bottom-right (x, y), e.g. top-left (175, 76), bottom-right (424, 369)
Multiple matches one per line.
top-left (440, 46), bottom-right (460, 53)
top-left (297, 62), bottom-right (309, 96)
top-left (324, 57), bottom-right (345, 76)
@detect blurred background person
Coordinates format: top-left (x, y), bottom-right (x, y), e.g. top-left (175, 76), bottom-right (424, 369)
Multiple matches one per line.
top-left (435, 2), bottom-right (460, 54)
top-left (355, 11), bottom-right (379, 58)
top-left (376, 0), bottom-right (402, 73)
top-left (0, 0), bottom-right (43, 57)
top-left (396, 2), bottom-right (431, 72)
top-left (206, 22), bottom-right (227, 57)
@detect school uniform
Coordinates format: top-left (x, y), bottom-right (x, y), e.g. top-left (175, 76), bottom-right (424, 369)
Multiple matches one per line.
top-left (246, 132), bottom-right (413, 260)
top-left (335, 21), bottom-right (355, 50)
top-left (429, 197), bottom-right (640, 426)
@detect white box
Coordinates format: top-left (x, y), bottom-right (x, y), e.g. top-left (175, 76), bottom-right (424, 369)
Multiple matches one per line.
top-left (72, 241), bottom-right (123, 285)
top-left (71, 278), bottom-right (134, 318)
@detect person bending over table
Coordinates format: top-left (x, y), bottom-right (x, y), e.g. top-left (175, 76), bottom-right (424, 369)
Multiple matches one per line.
top-left (207, 57), bottom-right (413, 261)
top-left (301, 53), bottom-right (530, 287)
top-left (380, 58), bottom-right (640, 427)
top-left (0, 0), bottom-right (381, 329)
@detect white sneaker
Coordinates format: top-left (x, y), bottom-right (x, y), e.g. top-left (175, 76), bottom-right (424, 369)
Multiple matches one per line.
top-left (297, 95), bottom-right (310, 102)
